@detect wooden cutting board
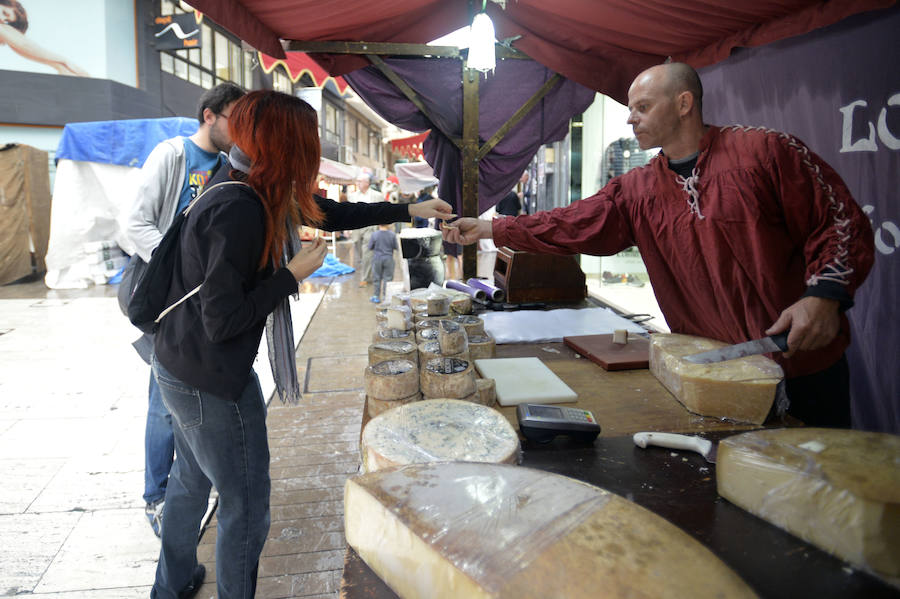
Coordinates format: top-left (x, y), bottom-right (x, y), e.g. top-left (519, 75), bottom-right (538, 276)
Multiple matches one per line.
top-left (564, 334), bottom-right (650, 371)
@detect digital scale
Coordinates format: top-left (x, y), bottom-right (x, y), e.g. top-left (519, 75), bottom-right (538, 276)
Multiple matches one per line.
top-left (516, 403), bottom-right (601, 444)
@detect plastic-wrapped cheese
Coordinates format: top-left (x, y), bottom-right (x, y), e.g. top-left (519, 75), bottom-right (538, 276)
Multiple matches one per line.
top-left (426, 293), bottom-right (451, 316)
top-left (373, 327), bottom-right (414, 344)
top-left (368, 341), bottom-right (418, 367)
top-left (416, 317), bottom-right (451, 331)
top-left (649, 333), bottom-right (783, 424)
top-left (415, 328), bottom-right (439, 344)
top-left (418, 340), bottom-right (469, 364)
top-left (717, 428), bottom-right (900, 578)
top-left (449, 293), bottom-right (473, 315)
top-left (345, 462), bottom-right (757, 599)
top-left (438, 319), bottom-right (468, 354)
top-left (453, 314), bottom-right (484, 336)
top-left (367, 392), bottom-right (421, 419)
top-left (364, 359), bottom-right (419, 400)
top-left (467, 333), bottom-right (496, 360)
top-left (385, 305), bottom-right (413, 331)
top-left (360, 399), bottom-right (520, 473)
top-left (421, 357), bottom-right (476, 399)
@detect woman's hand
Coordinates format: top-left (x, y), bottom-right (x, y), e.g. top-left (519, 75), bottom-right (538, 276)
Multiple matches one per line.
top-left (409, 199), bottom-right (455, 223)
top-left (286, 236), bottom-right (327, 281)
top-left (441, 218), bottom-right (492, 245)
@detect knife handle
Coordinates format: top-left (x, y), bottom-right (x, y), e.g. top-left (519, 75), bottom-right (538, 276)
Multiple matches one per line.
top-left (633, 432), bottom-right (712, 456)
top-left (770, 331), bottom-right (789, 352)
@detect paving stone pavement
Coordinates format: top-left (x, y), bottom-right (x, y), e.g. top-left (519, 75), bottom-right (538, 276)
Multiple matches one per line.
top-left (0, 241), bottom-right (371, 598)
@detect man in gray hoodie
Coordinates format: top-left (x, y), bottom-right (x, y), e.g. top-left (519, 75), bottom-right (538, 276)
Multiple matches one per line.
top-left (126, 82), bottom-right (245, 537)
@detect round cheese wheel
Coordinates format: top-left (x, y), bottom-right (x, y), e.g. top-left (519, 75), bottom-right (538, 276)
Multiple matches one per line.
top-left (415, 317), bottom-right (452, 331)
top-left (366, 391), bottom-right (421, 420)
top-left (416, 328), bottom-right (439, 344)
top-left (418, 341), bottom-right (470, 364)
top-left (449, 294), bottom-right (473, 315)
top-left (372, 327), bottom-right (414, 343)
top-left (361, 399), bottom-right (520, 473)
top-left (426, 293), bottom-right (451, 316)
top-left (364, 359), bottom-right (419, 400)
top-left (467, 333), bottom-right (496, 360)
top-left (437, 319), bottom-right (468, 354)
top-left (420, 357), bottom-right (476, 399)
top-left (368, 340), bottom-right (418, 367)
top-left (453, 315), bottom-right (484, 336)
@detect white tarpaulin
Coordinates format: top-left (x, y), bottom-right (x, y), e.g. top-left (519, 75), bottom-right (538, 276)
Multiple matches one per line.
top-left (395, 161), bottom-right (438, 194)
top-left (481, 307), bottom-right (647, 344)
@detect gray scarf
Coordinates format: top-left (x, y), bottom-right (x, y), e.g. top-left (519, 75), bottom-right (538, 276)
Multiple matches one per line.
top-left (229, 145), bottom-right (303, 405)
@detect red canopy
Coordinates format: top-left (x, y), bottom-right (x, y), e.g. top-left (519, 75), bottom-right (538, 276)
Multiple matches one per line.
top-left (390, 131), bottom-right (429, 161)
top-left (258, 51), bottom-right (349, 93)
top-left (191, 0), bottom-right (893, 103)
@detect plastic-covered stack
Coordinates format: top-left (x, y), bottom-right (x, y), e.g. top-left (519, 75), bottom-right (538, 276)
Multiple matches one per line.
top-left (360, 399), bottom-right (520, 473)
top-left (364, 359), bottom-right (421, 418)
top-left (649, 333), bottom-right (783, 424)
top-left (345, 462), bottom-right (758, 599)
top-left (717, 428), bottom-right (900, 580)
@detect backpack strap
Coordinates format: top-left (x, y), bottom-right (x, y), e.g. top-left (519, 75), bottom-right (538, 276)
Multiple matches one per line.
top-left (156, 180), bottom-right (252, 324)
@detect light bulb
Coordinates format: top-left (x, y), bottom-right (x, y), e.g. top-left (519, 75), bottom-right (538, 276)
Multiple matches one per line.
top-left (467, 12), bottom-right (496, 72)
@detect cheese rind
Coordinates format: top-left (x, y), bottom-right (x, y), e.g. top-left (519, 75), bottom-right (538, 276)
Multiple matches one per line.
top-left (418, 340), bottom-right (469, 364)
top-left (368, 341), bottom-right (418, 367)
top-left (421, 357), bottom-right (476, 399)
top-left (649, 333), bottom-right (783, 424)
top-left (373, 327), bottom-right (414, 343)
top-left (453, 315), bottom-right (484, 337)
top-left (360, 399), bottom-right (520, 473)
top-left (364, 359), bottom-right (419, 400)
top-left (717, 428), bottom-right (900, 578)
top-left (416, 328), bottom-right (439, 344)
top-left (438, 319), bottom-right (468, 354)
top-left (449, 294), bottom-right (473, 315)
top-left (345, 462), bottom-right (757, 599)
top-left (366, 392), bottom-right (422, 419)
top-left (467, 333), bottom-right (496, 360)
top-left (386, 305), bottom-right (413, 331)
top-left (426, 293), bottom-right (451, 316)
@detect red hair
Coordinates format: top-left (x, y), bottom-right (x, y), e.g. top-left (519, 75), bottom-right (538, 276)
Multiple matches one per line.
top-left (228, 91), bottom-right (324, 269)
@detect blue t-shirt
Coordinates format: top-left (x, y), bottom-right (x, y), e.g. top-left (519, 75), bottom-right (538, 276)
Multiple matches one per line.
top-left (177, 138), bottom-right (222, 213)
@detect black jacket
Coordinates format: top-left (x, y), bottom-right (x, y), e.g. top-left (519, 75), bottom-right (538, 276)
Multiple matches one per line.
top-left (155, 165), bottom-right (410, 399)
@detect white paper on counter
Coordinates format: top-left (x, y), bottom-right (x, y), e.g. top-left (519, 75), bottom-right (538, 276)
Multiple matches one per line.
top-left (481, 307), bottom-right (647, 343)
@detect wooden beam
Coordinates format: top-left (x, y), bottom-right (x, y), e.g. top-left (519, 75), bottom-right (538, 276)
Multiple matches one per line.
top-left (476, 73), bottom-right (561, 161)
top-left (461, 66), bottom-right (480, 280)
top-left (365, 55), bottom-right (463, 150)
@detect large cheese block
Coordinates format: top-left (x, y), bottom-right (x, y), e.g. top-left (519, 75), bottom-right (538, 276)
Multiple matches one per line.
top-left (345, 462), bottom-right (757, 599)
top-left (717, 428), bottom-right (900, 579)
top-left (360, 399), bottom-right (520, 472)
top-left (649, 333), bottom-right (783, 424)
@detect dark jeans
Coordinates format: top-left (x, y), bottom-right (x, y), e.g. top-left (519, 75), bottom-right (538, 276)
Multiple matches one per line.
top-left (144, 372), bottom-right (174, 505)
top-left (151, 356), bottom-right (270, 599)
top-left (785, 354), bottom-right (851, 427)
top-left (372, 254), bottom-right (394, 299)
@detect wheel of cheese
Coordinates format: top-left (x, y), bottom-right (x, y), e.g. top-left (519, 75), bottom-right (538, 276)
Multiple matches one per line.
top-left (372, 327), bottom-right (414, 343)
top-left (385, 305), bottom-right (413, 331)
top-left (420, 357), bottom-right (476, 399)
top-left (416, 328), bottom-right (439, 344)
top-left (345, 462), bottom-right (757, 599)
top-left (364, 359), bottom-right (419, 400)
top-left (717, 428), bottom-right (900, 578)
top-left (415, 317), bottom-right (452, 331)
top-left (437, 319), bottom-right (468, 355)
top-left (366, 392), bottom-right (421, 419)
top-left (360, 399), bottom-right (520, 473)
top-left (474, 378), bottom-right (496, 406)
top-left (426, 293), bottom-right (451, 316)
top-left (418, 341), bottom-right (470, 364)
top-left (449, 294), bottom-right (473, 315)
top-left (452, 314), bottom-right (484, 336)
top-left (368, 340), bottom-right (418, 367)
top-left (467, 333), bottom-right (496, 360)
top-left (649, 333), bottom-right (783, 424)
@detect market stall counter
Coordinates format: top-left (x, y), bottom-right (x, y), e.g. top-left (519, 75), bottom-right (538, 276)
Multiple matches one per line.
top-left (342, 341), bottom-right (896, 598)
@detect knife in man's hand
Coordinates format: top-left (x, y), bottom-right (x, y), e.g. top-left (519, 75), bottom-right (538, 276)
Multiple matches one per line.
top-left (682, 331), bottom-right (789, 364)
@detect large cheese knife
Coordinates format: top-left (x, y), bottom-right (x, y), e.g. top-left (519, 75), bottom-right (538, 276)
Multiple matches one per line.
top-left (682, 331), bottom-right (789, 364)
top-left (633, 432), bottom-right (717, 463)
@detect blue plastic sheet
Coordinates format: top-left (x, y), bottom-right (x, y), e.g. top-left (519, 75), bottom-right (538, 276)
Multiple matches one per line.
top-left (56, 117), bottom-right (198, 167)
top-left (308, 254), bottom-right (355, 278)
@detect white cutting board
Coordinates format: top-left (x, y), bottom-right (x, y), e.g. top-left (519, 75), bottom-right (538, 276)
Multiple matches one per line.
top-left (474, 358), bottom-right (578, 406)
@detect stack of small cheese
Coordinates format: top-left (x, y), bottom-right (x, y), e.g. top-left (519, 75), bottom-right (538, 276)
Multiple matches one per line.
top-left (366, 289), bottom-right (498, 417)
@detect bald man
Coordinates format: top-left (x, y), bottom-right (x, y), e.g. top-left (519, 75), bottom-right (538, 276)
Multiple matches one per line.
top-left (444, 62), bottom-right (874, 428)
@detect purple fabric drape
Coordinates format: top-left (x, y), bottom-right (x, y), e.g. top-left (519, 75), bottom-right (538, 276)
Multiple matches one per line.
top-left (700, 6), bottom-right (899, 433)
top-left (343, 57), bottom-right (595, 215)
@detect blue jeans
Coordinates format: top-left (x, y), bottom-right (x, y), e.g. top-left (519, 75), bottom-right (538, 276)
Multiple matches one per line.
top-left (151, 356), bottom-right (271, 599)
top-left (144, 372), bottom-right (174, 505)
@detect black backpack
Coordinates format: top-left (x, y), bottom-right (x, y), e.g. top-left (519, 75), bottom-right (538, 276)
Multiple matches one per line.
top-left (127, 181), bottom-right (249, 334)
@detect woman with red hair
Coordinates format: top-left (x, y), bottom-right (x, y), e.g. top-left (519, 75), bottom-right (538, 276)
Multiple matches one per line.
top-left (150, 91), bottom-right (452, 598)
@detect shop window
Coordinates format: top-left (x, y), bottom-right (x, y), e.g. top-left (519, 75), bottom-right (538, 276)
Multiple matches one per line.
top-left (323, 103), bottom-right (339, 145)
top-left (273, 66), bottom-right (292, 94)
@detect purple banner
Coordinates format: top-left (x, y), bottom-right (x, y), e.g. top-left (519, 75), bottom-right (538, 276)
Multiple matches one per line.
top-left (700, 6), bottom-right (899, 432)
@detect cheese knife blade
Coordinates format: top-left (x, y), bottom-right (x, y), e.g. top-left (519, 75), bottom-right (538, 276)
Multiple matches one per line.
top-left (633, 432), bottom-right (717, 463)
top-left (682, 332), bottom-right (789, 364)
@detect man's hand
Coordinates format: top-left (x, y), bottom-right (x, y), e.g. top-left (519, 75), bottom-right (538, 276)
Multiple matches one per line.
top-left (441, 218), bottom-right (492, 245)
top-left (765, 296), bottom-right (841, 358)
top-left (408, 199), bottom-right (455, 221)
top-left (286, 236), bottom-right (327, 281)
